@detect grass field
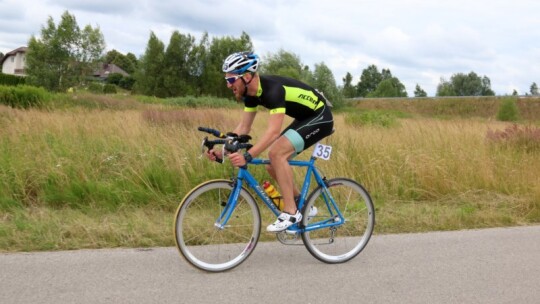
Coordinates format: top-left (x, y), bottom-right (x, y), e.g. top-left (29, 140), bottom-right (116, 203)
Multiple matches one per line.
top-left (1, 95), bottom-right (539, 252)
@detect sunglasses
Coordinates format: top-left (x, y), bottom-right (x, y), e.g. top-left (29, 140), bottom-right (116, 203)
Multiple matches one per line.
top-left (225, 74), bottom-right (244, 84)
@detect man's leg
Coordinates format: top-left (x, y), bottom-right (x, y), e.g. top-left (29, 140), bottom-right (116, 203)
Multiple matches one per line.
top-left (265, 164), bottom-right (300, 198)
top-left (267, 136), bottom-right (297, 215)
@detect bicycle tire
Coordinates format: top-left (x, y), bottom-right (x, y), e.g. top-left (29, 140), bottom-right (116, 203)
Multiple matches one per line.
top-left (301, 178), bottom-right (375, 264)
top-left (174, 179), bottom-right (261, 272)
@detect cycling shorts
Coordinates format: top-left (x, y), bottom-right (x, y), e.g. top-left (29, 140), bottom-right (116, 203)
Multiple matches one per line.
top-left (281, 105), bottom-right (334, 155)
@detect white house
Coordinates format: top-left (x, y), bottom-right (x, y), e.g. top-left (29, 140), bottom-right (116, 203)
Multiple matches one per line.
top-left (1, 46), bottom-right (131, 80)
top-left (1, 46), bottom-right (27, 76)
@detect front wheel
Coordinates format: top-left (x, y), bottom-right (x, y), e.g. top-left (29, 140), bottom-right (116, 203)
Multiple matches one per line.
top-left (301, 178), bottom-right (375, 263)
top-left (174, 179), bottom-right (261, 272)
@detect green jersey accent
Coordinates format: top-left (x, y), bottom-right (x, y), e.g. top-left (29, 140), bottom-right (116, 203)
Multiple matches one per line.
top-left (284, 86), bottom-right (324, 111)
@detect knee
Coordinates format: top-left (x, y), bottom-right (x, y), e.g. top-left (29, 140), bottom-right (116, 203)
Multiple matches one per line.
top-left (267, 148), bottom-right (279, 162)
top-left (268, 148), bottom-right (286, 163)
top-left (265, 164), bottom-right (273, 174)
top-left (268, 148), bottom-right (275, 161)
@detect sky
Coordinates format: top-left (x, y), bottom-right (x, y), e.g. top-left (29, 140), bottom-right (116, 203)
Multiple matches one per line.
top-left (1, 0), bottom-right (539, 96)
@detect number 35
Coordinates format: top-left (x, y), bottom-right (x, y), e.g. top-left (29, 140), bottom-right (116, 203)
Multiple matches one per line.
top-left (312, 143), bottom-right (332, 160)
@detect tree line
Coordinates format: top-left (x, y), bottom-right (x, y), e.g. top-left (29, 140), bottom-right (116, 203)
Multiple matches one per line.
top-left (20, 11), bottom-right (540, 102)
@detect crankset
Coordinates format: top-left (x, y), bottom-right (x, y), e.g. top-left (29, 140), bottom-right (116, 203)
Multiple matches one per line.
top-left (276, 230), bottom-right (303, 245)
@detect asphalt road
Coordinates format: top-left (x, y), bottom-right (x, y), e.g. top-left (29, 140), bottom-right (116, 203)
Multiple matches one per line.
top-left (1, 225), bottom-right (539, 304)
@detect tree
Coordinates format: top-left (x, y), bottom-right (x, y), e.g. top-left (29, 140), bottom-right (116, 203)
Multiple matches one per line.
top-left (133, 30), bottom-right (252, 98)
top-left (481, 76), bottom-right (495, 96)
top-left (162, 31), bottom-right (195, 97)
top-left (414, 84), bottom-right (427, 97)
top-left (202, 32), bottom-right (254, 97)
top-left (311, 62), bottom-right (343, 108)
top-left (300, 64), bottom-right (314, 85)
top-left (512, 89), bottom-right (518, 96)
top-left (530, 82), bottom-right (539, 96)
top-left (436, 77), bottom-right (455, 96)
top-left (436, 72), bottom-right (495, 96)
top-left (125, 53), bottom-right (138, 73)
top-left (134, 31), bottom-right (165, 97)
top-left (356, 65), bottom-right (383, 97)
top-left (381, 68), bottom-right (392, 80)
top-left (341, 72), bottom-right (356, 98)
top-left (188, 32), bottom-right (209, 96)
top-left (104, 49), bottom-right (122, 65)
top-left (367, 77), bottom-right (407, 98)
top-left (355, 65), bottom-right (404, 98)
top-left (260, 49), bottom-right (304, 80)
top-left (104, 49), bottom-right (136, 74)
top-left (26, 10), bottom-right (105, 91)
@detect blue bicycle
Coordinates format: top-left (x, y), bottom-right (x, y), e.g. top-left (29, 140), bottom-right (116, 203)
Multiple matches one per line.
top-left (174, 127), bottom-right (375, 272)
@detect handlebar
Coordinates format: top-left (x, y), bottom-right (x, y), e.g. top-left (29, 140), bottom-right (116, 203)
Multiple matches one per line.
top-left (197, 127), bottom-right (227, 139)
top-left (198, 127), bottom-right (253, 163)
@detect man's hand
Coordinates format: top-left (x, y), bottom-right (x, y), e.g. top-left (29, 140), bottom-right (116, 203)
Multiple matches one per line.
top-left (228, 152), bottom-right (246, 167)
top-left (206, 149), bottom-right (223, 162)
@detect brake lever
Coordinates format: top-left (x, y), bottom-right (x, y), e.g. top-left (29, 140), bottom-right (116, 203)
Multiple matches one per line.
top-left (199, 137), bottom-right (223, 163)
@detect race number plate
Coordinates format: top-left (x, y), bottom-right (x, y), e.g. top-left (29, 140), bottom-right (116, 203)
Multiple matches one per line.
top-left (312, 143), bottom-right (332, 160)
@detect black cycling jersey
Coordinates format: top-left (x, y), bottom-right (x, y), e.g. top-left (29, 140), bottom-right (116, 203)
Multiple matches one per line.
top-left (243, 74), bottom-right (334, 154)
top-left (243, 75), bottom-right (329, 119)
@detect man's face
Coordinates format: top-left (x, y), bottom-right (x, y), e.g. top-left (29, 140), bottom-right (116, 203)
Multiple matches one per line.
top-left (225, 73), bottom-right (244, 99)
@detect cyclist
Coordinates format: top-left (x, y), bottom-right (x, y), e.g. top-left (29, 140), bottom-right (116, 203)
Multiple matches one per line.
top-left (207, 51), bottom-right (334, 232)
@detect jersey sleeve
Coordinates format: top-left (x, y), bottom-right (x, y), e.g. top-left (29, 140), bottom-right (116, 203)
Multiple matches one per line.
top-left (264, 86), bottom-right (286, 115)
top-left (243, 96), bottom-right (258, 112)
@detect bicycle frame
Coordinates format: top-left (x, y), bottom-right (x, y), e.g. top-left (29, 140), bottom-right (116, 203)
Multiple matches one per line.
top-left (215, 156), bottom-right (345, 234)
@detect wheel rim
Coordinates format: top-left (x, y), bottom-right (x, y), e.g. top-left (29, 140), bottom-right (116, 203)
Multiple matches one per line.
top-left (175, 181), bottom-right (260, 272)
top-left (302, 179), bottom-right (374, 263)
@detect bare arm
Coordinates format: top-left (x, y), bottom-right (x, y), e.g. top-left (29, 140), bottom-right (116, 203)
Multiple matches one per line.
top-left (245, 113), bottom-right (284, 158)
top-left (233, 110), bottom-right (257, 135)
top-left (215, 111), bottom-right (285, 166)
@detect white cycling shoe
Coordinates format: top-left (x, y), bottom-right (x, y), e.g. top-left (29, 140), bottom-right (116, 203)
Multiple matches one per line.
top-left (267, 210), bottom-right (302, 232)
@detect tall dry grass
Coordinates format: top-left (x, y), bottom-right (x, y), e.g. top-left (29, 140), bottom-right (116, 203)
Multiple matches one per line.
top-left (330, 116), bottom-right (539, 231)
top-left (1, 104), bottom-right (539, 251)
top-left (351, 96), bottom-right (540, 121)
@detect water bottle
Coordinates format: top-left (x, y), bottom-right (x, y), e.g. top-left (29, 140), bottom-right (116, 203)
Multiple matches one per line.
top-left (262, 181), bottom-right (284, 211)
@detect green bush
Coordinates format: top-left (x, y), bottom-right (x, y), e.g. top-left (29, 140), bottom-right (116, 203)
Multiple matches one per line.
top-left (103, 84), bottom-right (117, 94)
top-left (497, 97), bottom-right (520, 121)
top-left (106, 73), bottom-right (123, 85)
top-left (0, 85), bottom-right (51, 108)
top-left (119, 76), bottom-right (135, 90)
top-left (0, 73), bottom-right (26, 86)
top-left (87, 82), bottom-right (117, 94)
top-left (88, 82), bottom-right (104, 93)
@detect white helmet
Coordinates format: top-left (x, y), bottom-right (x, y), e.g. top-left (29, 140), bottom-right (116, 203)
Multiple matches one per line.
top-left (222, 52), bottom-right (259, 74)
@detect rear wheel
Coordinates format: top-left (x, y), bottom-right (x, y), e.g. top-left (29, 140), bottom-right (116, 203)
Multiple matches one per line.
top-left (301, 178), bottom-right (375, 263)
top-left (174, 179), bottom-right (261, 272)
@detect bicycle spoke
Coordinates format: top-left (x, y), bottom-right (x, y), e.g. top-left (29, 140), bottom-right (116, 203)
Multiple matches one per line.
top-left (174, 180), bottom-right (261, 272)
top-left (302, 178), bottom-right (375, 264)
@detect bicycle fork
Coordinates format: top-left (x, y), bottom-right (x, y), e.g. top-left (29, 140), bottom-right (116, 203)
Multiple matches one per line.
top-left (214, 180), bottom-right (242, 230)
